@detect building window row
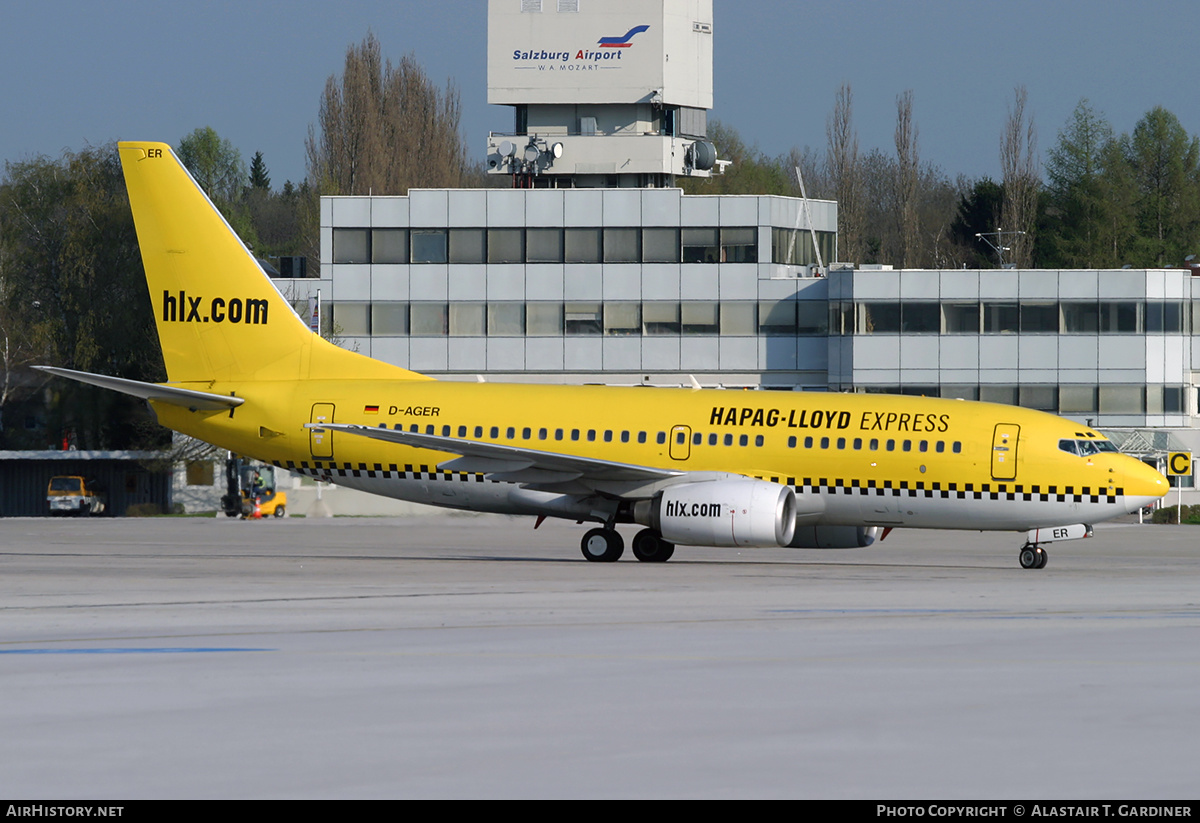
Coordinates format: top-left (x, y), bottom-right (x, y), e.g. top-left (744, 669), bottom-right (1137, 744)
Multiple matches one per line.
top-left (771, 228), bottom-right (837, 267)
top-left (858, 384), bottom-right (1189, 415)
top-left (332, 227), bottom-right (766, 265)
top-left (326, 300), bottom-right (830, 337)
top-left (832, 300), bottom-right (1192, 335)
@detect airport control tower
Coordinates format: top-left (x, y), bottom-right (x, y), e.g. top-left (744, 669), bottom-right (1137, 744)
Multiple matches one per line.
top-left (486, 0), bottom-right (716, 187)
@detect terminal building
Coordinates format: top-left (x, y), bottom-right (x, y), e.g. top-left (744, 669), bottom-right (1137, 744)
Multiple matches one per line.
top-left (274, 0), bottom-right (1199, 489)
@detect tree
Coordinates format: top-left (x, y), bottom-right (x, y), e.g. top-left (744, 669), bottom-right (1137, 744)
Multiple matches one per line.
top-left (306, 32), bottom-right (471, 196)
top-left (249, 151), bottom-right (271, 191)
top-left (1041, 99), bottom-right (1114, 267)
top-left (951, 178), bottom-right (1006, 267)
top-left (679, 121), bottom-right (798, 196)
top-left (178, 127), bottom-right (247, 203)
top-left (826, 83), bottom-right (864, 264)
top-left (178, 127), bottom-right (257, 247)
top-left (1125, 106), bottom-right (1200, 266)
top-left (0, 144), bottom-right (165, 449)
top-left (999, 86), bottom-right (1039, 267)
top-left (894, 90), bottom-right (920, 267)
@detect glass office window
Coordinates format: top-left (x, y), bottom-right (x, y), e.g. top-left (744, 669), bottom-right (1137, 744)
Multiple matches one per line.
top-left (1059, 385), bottom-right (1098, 413)
top-left (603, 302), bottom-right (640, 336)
top-left (488, 229), bottom-right (524, 264)
top-left (642, 228), bottom-right (680, 263)
top-left (371, 229), bottom-right (408, 264)
top-left (943, 303), bottom-right (980, 334)
top-left (902, 303), bottom-right (940, 333)
top-left (1062, 302), bottom-right (1100, 332)
top-left (449, 229), bottom-right (485, 264)
top-left (409, 303), bottom-right (448, 335)
top-left (983, 302), bottom-right (1019, 333)
top-left (1020, 302), bottom-right (1059, 333)
top-left (721, 228), bottom-right (757, 263)
top-left (603, 228), bottom-right (640, 263)
top-left (333, 229), bottom-right (369, 264)
top-left (526, 303), bottom-right (563, 336)
top-left (796, 302), bottom-right (828, 335)
top-left (449, 302), bottom-right (486, 336)
top-left (330, 302), bottom-right (370, 335)
top-left (720, 302), bottom-right (757, 335)
top-left (564, 228), bottom-right (602, 263)
top-left (643, 302), bottom-right (680, 335)
top-left (1020, 385), bottom-right (1058, 412)
top-left (681, 302), bottom-right (719, 334)
top-left (1146, 301), bottom-right (1185, 333)
top-left (488, 302), bottom-right (525, 335)
top-left (564, 302), bottom-right (602, 335)
top-left (858, 303), bottom-right (901, 334)
top-left (526, 228), bottom-right (563, 263)
top-left (1099, 385), bottom-right (1144, 413)
top-left (1101, 302), bottom-right (1139, 332)
top-left (682, 228), bottom-right (719, 263)
top-left (979, 385), bottom-right (1018, 405)
top-left (371, 302), bottom-right (409, 335)
top-left (411, 230), bottom-right (448, 263)
top-left (759, 300), bottom-right (797, 335)
top-left (1164, 386), bottom-right (1186, 414)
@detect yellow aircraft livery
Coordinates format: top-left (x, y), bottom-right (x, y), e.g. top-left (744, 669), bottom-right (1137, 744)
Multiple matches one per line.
top-left (39, 143), bottom-right (1168, 569)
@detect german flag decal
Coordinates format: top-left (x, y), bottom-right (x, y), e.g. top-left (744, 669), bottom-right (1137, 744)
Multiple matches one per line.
top-left (364, 405), bottom-right (379, 414)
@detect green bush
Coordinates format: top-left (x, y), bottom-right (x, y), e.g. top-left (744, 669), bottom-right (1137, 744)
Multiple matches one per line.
top-left (1151, 504), bottom-right (1200, 524)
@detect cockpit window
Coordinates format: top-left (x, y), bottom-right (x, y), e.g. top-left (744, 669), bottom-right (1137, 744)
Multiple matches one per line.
top-left (1060, 438), bottom-right (1116, 456)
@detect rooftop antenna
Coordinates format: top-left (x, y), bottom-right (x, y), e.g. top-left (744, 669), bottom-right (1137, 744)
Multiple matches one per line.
top-left (792, 166), bottom-right (825, 273)
top-left (975, 228), bottom-right (1025, 268)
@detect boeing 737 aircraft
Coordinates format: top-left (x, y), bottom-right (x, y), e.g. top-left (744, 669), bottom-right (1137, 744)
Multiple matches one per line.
top-left (39, 143), bottom-right (1168, 568)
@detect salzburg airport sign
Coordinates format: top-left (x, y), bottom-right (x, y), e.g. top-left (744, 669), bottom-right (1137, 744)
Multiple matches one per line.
top-left (490, 21), bottom-right (669, 105)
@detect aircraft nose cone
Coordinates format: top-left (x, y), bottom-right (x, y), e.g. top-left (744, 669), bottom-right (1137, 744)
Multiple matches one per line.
top-left (1124, 457), bottom-right (1168, 505)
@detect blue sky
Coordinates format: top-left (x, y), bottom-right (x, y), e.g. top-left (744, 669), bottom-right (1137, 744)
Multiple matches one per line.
top-left (2, 0), bottom-right (1197, 187)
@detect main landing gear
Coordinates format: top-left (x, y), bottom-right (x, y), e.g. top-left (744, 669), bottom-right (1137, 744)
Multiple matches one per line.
top-left (580, 527), bottom-right (675, 563)
top-left (1019, 544), bottom-right (1048, 570)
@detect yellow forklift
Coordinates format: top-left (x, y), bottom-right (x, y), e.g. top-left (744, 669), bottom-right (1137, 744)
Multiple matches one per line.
top-left (220, 454), bottom-right (287, 518)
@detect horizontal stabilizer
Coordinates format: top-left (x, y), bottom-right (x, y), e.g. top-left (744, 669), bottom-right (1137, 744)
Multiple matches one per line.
top-left (34, 366), bottom-right (244, 411)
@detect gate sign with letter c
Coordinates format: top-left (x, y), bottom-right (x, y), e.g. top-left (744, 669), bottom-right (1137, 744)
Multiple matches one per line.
top-left (1167, 452), bottom-right (1192, 477)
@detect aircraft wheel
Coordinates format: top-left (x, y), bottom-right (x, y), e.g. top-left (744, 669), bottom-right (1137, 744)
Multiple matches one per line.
top-left (581, 528), bottom-right (624, 562)
top-left (632, 528), bottom-right (675, 562)
top-left (273, 505), bottom-right (286, 518)
top-left (1035, 547), bottom-right (1048, 569)
top-left (1019, 545), bottom-right (1043, 570)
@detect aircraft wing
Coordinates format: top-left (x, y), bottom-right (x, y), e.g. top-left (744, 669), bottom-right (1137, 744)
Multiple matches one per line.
top-left (311, 423), bottom-right (686, 491)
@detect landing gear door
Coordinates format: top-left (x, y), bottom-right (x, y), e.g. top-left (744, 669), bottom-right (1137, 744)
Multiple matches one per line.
top-left (310, 403), bottom-right (335, 459)
top-left (669, 425), bottom-right (691, 461)
top-left (991, 423), bottom-right (1019, 481)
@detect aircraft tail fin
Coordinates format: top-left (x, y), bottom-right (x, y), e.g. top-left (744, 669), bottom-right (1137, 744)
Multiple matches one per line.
top-left (117, 142), bottom-right (427, 385)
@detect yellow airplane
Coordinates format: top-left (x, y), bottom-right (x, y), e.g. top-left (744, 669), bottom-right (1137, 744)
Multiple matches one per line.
top-left (38, 142), bottom-right (1168, 569)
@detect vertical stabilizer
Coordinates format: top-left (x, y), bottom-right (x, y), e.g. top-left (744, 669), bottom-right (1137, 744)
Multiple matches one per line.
top-left (118, 142), bottom-right (426, 385)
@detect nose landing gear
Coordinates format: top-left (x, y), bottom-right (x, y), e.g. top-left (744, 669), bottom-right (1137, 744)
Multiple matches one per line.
top-left (1019, 544), bottom-right (1048, 569)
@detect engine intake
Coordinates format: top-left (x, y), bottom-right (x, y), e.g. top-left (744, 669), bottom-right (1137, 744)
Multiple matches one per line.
top-left (636, 479), bottom-right (797, 547)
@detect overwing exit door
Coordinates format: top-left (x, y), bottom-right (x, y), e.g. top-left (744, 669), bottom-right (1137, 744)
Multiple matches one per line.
top-left (669, 425), bottom-right (691, 461)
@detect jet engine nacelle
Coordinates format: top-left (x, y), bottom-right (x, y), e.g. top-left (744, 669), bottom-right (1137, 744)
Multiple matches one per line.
top-left (637, 480), bottom-right (797, 548)
top-left (787, 525), bottom-right (882, 549)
